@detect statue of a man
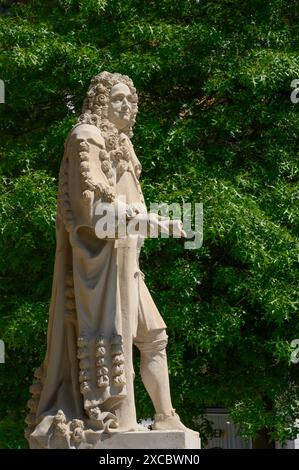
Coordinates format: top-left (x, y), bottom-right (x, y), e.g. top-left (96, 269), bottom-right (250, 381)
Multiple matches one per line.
top-left (26, 72), bottom-right (195, 448)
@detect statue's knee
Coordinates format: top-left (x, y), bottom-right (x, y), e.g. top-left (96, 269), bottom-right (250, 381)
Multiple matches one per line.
top-left (135, 329), bottom-right (168, 354)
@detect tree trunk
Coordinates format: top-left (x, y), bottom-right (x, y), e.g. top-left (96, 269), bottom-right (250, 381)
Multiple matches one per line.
top-left (252, 427), bottom-right (275, 449)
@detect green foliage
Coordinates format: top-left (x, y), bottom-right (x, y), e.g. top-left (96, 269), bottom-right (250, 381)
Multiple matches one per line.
top-left (0, 0), bottom-right (298, 448)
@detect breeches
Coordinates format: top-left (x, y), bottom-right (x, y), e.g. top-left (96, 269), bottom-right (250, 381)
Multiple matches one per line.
top-left (134, 329), bottom-right (168, 353)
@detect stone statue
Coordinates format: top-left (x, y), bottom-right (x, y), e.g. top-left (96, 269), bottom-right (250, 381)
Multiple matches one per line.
top-left (25, 71), bottom-right (199, 449)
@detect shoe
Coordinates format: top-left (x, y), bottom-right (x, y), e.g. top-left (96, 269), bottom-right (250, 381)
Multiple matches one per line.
top-left (152, 409), bottom-right (198, 435)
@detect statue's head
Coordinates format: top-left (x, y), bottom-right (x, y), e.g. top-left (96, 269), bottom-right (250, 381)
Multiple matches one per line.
top-left (78, 71), bottom-right (138, 138)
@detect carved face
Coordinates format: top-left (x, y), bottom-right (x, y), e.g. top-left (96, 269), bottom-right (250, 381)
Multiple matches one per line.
top-left (107, 83), bottom-right (133, 130)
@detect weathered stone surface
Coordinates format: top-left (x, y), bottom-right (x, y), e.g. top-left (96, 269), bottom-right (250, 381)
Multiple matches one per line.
top-left (26, 72), bottom-right (198, 449)
top-left (84, 430), bottom-right (201, 449)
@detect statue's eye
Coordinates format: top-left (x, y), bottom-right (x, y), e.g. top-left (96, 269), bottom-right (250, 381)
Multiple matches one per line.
top-left (112, 95), bottom-right (123, 102)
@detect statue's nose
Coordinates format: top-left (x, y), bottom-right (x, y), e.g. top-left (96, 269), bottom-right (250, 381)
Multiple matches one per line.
top-left (122, 97), bottom-right (130, 108)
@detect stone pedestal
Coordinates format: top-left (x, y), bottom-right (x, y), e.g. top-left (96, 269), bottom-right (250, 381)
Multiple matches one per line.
top-left (29, 415), bottom-right (200, 449)
top-left (79, 430), bottom-right (201, 449)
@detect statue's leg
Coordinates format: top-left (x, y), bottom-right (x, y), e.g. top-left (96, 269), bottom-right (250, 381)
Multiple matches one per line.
top-left (135, 329), bottom-right (197, 433)
top-left (134, 277), bottom-right (197, 432)
top-left (135, 329), bottom-right (173, 415)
